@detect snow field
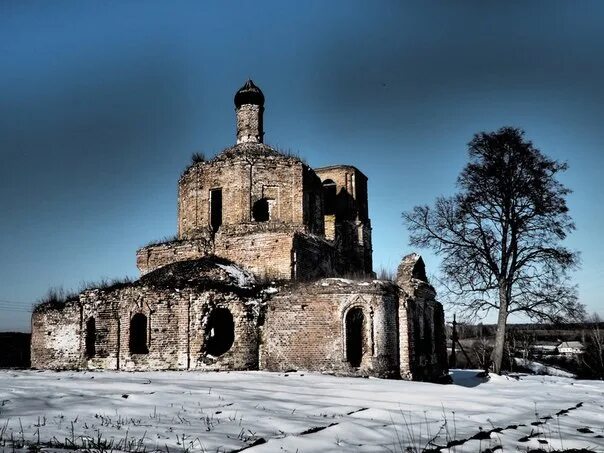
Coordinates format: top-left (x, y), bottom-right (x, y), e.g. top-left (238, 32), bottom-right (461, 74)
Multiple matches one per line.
top-left (0, 369), bottom-right (603, 452)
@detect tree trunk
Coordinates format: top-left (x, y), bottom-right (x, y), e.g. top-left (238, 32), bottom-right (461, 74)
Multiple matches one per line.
top-left (492, 285), bottom-right (509, 374)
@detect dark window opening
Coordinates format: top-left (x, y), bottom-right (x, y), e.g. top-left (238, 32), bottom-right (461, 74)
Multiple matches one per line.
top-left (129, 313), bottom-right (149, 354)
top-left (308, 193), bottom-right (316, 220)
top-left (252, 198), bottom-right (270, 222)
top-left (210, 189), bottom-right (222, 233)
top-left (345, 307), bottom-right (364, 367)
top-left (205, 308), bottom-right (235, 356)
top-left (323, 180), bottom-right (337, 215)
top-left (85, 317), bottom-right (96, 358)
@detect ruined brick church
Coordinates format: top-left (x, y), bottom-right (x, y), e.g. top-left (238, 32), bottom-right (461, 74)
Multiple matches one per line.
top-left (31, 81), bottom-right (448, 381)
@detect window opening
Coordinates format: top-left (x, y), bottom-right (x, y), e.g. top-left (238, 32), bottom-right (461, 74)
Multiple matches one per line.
top-left (210, 188), bottom-right (223, 232)
top-left (323, 180), bottom-right (337, 215)
top-left (85, 317), bottom-right (96, 358)
top-left (252, 198), bottom-right (270, 222)
top-left (129, 313), bottom-right (149, 354)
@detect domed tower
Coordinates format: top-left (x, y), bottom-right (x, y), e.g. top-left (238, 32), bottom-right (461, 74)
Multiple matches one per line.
top-left (235, 80), bottom-right (264, 144)
top-left (175, 81), bottom-right (323, 244)
top-left (137, 80), bottom-right (373, 281)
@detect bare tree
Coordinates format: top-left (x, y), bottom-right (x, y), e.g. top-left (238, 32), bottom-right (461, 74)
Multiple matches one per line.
top-left (582, 313), bottom-right (604, 379)
top-left (471, 336), bottom-right (493, 372)
top-left (403, 127), bottom-right (583, 374)
top-left (509, 330), bottom-right (536, 362)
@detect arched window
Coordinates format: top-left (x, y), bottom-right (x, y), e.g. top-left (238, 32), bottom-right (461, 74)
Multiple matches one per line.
top-left (129, 313), bottom-right (149, 354)
top-left (252, 198), bottom-right (270, 222)
top-left (322, 179), bottom-right (337, 215)
top-left (205, 308), bottom-right (235, 356)
top-left (345, 307), bottom-right (364, 367)
top-left (85, 317), bottom-right (96, 358)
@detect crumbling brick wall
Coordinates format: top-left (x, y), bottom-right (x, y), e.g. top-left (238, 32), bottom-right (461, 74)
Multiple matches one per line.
top-left (178, 145), bottom-right (310, 239)
top-left (31, 303), bottom-right (83, 369)
top-left (314, 165), bottom-right (373, 275)
top-left (292, 234), bottom-right (338, 280)
top-left (260, 279), bottom-right (399, 378)
top-left (137, 239), bottom-right (212, 275)
top-left (136, 144), bottom-right (342, 280)
top-left (31, 277), bottom-right (264, 372)
top-left (214, 227), bottom-right (297, 280)
top-left (32, 254), bottom-right (446, 381)
top-left (397, 253), bottom-right (449, 381)
top-left (137, 228), bottom-right (344, 281)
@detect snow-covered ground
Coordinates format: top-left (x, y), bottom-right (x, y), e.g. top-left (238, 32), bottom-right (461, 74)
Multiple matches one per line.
top-left (514, 357), bottom-right (577, 378)
top-left (0, 369), bottom-right (603, 452)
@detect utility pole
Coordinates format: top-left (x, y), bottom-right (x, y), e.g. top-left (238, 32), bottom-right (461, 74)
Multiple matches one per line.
top-left (450, 313), bottom-right (457, 368)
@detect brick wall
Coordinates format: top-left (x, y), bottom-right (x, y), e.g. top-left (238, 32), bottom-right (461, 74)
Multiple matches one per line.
top-left (314, 165), bottom-right (373, 274)
top-left (214, 229), bottom-right (295, 280)
top-left (31, 285), bottom-right (263, 372)
top-left (260, 279), bottom-right (400, 378)
top-left (31, 303), bottom-right (82, 369)
top-left (137, 226), bottom-right (366, 281)
top-left (32, 255), bottom-right (447, 381)
top-left (178, 146), bottom-right (308, 239)
top-left (397, 254), bottom-right (449, 381)
top-left (137, 239), bottom-right (212, 275)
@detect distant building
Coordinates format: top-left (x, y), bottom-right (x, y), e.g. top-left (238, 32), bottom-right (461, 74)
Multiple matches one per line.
top-left (557, 341), bottom-right (584, 356)
top-left (531, 341), bottom-right (558, 356)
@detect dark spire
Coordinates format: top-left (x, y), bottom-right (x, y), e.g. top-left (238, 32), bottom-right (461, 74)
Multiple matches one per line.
top-left (234, 79), bottom-right (265, 108)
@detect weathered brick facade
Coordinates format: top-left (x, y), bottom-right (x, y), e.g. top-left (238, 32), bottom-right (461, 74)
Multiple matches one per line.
top-left (31, 80), bottom-right (448, 381)
top-left (261, 279), bottom-right (400, 378)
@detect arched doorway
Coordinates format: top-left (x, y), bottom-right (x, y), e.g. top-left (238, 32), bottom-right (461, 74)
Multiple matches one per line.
top-left (129, 313), bottom-right (149, 354)
top-left (85, 317), bottom-right (96, 358)
top-left (345, 307), bottom-right (364, 367)
top-left (205, 308), bottom-right (235, 356)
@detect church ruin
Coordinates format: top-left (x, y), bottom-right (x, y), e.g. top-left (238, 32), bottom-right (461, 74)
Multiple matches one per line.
top-left (31, 80), bottom-right (448, 381)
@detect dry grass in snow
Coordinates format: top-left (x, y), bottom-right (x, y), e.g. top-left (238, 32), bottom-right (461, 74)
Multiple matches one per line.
top-left (0, 369), bottom-right (603, 452)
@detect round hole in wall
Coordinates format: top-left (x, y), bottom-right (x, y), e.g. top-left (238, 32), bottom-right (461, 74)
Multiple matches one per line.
top-left (205, 308), bottom-right (235, 356)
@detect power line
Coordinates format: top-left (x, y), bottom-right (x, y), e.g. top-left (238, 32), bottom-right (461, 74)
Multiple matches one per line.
top-left (0, 299), bottom-right (30, 304)
top-left (0, 301), bottom-right (32, 307)
top-left (0, 301), bottom-right (34, 312)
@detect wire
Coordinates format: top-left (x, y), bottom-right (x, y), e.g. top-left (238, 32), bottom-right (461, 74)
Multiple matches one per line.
top-left (0, 301), bottom-right (34, 312)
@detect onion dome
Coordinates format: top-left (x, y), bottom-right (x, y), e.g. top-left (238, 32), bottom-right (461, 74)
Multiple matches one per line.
top-left (234, 79), bottom-right (265, 108)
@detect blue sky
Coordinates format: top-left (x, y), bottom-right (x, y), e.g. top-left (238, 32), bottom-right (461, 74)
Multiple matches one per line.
top-left (1, 1), bottom-right (603, 331)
